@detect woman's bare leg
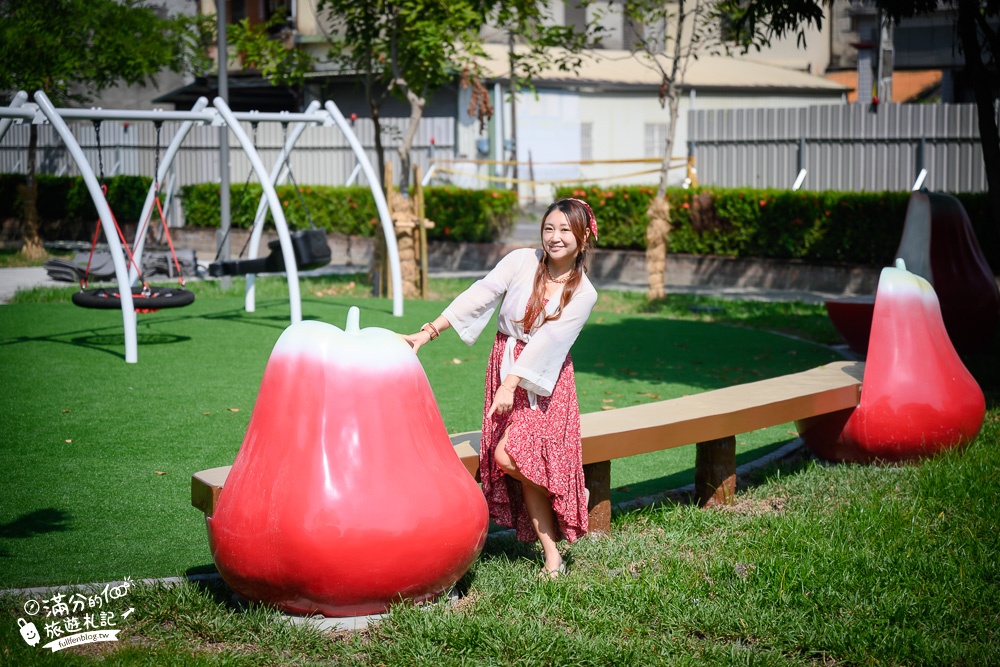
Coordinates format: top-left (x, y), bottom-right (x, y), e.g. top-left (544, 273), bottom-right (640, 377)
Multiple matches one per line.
top-left (495, 432), bottom-right (563, 575)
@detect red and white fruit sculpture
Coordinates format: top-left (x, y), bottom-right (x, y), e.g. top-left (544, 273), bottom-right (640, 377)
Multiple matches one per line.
top-left (825, 191), bottom-right (999, 355)
top-left (207, 307), bottom-right (489, 616)
top-left (800, 261), bottom-right (985, 463)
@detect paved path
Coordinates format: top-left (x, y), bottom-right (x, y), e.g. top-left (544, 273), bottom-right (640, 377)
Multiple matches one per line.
top-left (0, 266), bottom-right (68, 304)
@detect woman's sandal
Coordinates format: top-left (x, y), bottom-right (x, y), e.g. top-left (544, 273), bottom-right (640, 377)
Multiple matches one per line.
top-left (539, 561), bottom-right (567, 579)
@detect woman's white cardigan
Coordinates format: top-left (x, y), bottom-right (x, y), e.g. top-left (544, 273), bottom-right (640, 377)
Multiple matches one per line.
top-left (443, 248), bottom-right (597, 406)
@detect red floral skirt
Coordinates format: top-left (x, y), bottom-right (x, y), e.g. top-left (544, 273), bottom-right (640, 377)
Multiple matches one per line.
top-left (479, 332), bottom-right (588, 543)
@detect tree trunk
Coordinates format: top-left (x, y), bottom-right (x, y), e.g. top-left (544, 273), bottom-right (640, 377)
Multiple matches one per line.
top-left (957, 0), bottom-right (1000, 271)
top-left (646, 86), bottom-right (681, 300)
top-left (371, 101), bottom-right (386, 188)
top-left (396, 87), bottom-right (425, 194)
top-left (18, 123), bottom-right (45, 260)
top-left (646, 195), bottom-right (670, 300)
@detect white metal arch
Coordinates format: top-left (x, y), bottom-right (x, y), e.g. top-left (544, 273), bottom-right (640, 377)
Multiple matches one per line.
top-left (244, 99), bottom-right (322, 314)
top-left (0, 92), bottom-right (405, 363)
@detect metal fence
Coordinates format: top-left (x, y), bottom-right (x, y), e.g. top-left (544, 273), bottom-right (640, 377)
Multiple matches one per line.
top-left (688, 103), bottom-right (994, 193)
top-left (0, 114), bottom-right (455, 192)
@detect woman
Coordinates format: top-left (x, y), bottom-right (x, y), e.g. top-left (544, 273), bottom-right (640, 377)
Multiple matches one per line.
top-left (404, 198), bottom-right (598, 577)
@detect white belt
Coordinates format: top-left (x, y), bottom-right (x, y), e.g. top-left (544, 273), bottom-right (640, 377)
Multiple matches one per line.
top-left (500, 334), bottom-right (539, 410)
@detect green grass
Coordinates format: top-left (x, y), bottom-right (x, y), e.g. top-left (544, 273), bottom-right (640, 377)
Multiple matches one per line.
top-left (0, 247), bottom-right (74, 268)
top-left (0, 274), bottom-right (840, 589)
top-left (2, 419), bottom-right (997, 665)
top-left (1, 272), bottom-right (997, 664)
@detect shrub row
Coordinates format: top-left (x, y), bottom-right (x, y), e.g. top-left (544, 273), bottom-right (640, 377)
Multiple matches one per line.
top-left (0, 173), bottom-right (152, 240)
top-left (178, 182), bottom-right (519, 244)
top-left (556, 184), bottom-right (994, 268)
top-left (0, 175), bottom-right (520, 245)
top-left (2, 173), bottom-right (992, 268)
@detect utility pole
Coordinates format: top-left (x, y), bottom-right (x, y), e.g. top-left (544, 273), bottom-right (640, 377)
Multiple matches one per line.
top-left (218, 0), bottom-right (231, 289)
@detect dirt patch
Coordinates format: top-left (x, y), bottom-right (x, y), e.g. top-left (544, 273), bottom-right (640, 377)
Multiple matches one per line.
top-left (714, 496), bottom-right (787, 517)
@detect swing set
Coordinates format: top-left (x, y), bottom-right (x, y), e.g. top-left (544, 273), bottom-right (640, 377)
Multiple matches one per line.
top-left (72, 118), bottom-right (196, 313)
top-left (0, 92), bottom-right (403, 363)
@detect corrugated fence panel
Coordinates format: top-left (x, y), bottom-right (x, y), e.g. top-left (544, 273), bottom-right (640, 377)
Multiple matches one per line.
top-left (0, 115), bottom-right (455, 191)
top-left (689, 103), bottom-right (991, 192)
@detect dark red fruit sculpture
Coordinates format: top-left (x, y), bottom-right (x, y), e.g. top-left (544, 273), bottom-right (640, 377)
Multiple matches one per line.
top-left (207, 307), bottom-right (489, 616)
top-left (825, 190), bottom-right (999, 355)
top-left (800, 261), bottom-right (985, 463)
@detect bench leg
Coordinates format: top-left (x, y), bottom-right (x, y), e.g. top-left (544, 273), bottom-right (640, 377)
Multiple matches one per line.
top-left (583, 461), bottom-right (611, 534)
top-left (695, 436), bottom-right (736, 507)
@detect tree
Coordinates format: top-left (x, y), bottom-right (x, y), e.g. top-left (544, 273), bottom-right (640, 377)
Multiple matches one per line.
top-left (719, 0), bottom-right (1000, 267)
top-left (228, 8), bottom-right (314, 108)
top-left (615, 0), bottom-right (726, 299)
top-left (317, 0), bottom-right (602, 191)
top-left (0, 0), bottom-right (211, 259)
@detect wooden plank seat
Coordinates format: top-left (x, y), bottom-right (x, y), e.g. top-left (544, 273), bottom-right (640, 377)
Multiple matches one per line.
top-left (192, 361), bottom-right (864, 534)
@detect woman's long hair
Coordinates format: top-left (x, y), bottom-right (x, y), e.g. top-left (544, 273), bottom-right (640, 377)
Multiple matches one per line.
top-left (517, 198), bottom-right (596, 332)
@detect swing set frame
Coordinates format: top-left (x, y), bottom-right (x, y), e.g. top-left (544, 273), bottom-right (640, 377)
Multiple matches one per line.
top-left (0, 91), bottom-right (403, 363)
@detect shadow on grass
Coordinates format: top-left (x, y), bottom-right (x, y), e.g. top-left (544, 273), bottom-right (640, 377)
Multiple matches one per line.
top-left (0, 509), bottom-right (72, 558)
top-left (71, 333), bottom-right (190, 348)
top-left (573, 316), bottom-right (839, 393)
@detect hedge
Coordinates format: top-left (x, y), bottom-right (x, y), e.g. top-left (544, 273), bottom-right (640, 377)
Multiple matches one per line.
top-left (2, 173), bottom-right (993, 269)
top-left (556, 184), bottom-right (994, 268)
top-left (0, 173), bottom-right (152, 241)
top-left (178, 182), bottom-right (518, 244)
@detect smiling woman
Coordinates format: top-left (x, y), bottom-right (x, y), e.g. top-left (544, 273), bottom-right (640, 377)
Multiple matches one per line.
top-left (404, 198), bottom-right (599, 578)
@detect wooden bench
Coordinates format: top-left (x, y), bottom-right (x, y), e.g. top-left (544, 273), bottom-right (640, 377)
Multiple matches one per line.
top-left (192, 360), bottom-right (863, 534)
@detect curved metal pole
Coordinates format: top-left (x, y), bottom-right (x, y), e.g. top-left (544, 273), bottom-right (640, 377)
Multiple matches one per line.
top-left (0, 91), bottom-right (29, 143)
top-left (213, 98), bottom-right (302, 324)
top-left (130, 96), bottom-right (211, 283)
top-left (34, 91), bottom-right (138, 363)
top-left (324, 100), bottom-right (403, 317)
top-left (246, 99), bottom-right (322, 313)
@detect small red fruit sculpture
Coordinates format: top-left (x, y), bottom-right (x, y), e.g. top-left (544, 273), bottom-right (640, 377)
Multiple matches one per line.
top-left (825, 190), bottom-right (1000, 355)
top-left (207, 307), bottom-right (489, 616)
top-left (800, 260), bottom-right (986, 463)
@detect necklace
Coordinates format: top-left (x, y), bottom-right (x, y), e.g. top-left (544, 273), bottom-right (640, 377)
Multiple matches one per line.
top-left (545, 264), bottom-right (574, 284)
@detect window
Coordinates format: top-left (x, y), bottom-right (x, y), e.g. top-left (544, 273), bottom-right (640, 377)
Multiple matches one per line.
top-left (564, 1), bottom-right (587, 33)
top-left (581, 122), bottom-right (593, 161)
top-left (645, 123), bottom-right (669, 158)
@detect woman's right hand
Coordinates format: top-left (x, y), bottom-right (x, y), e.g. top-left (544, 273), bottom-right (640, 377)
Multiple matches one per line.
top-left (487, 385), bottom-right (515, 418)
top-left (402, 330), bottom-right (432, 354)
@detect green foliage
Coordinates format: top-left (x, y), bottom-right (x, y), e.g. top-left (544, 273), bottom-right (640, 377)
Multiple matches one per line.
top-left (0, 173), bottom-right (151, 229)
top-left (0, 0), bottom-right (208, 105)
top-left (557, 184), bottom-right (994, 268)
top-left (423, 186), bottom-right (519, 243)
top-left (177, 182), bottom-right (516, 242)
top-left (178, 183), bottom-right (380, 234)
top-left (228, 8), bottom-right (313, 88)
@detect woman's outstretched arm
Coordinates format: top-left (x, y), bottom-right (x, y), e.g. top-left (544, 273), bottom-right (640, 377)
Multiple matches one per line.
top-left (402, 315), bottom-right (452, 354)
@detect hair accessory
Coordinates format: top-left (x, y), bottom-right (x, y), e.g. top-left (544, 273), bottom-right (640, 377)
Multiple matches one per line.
top-left (567, 198), bottom-right (598, 240)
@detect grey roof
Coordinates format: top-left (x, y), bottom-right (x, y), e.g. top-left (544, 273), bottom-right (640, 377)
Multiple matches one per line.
top-left (478, 43), bottom-right (847, 94)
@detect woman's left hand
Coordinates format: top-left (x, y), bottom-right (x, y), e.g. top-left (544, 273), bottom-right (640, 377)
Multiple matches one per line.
top-left (487, 385), bottom-right (515, 418)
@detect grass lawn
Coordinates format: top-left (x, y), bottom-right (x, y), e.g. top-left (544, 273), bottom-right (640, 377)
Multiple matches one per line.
top-left (1, 274), bottom-right (841, 589)
top-left (3, 271), bottom-right (996, 664)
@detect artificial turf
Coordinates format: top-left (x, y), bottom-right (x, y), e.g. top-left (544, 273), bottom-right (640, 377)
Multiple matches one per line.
top-left (0, 279), bottom-right (840, 588)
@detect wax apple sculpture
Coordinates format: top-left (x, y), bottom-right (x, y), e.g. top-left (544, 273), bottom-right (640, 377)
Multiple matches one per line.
top-left (799, 260), bottom-right (985, 463)
top-left (207, 307), bottom-right (489, 616)
top-left (825, 191), bottom-right (999, 355)
top-left (894, 190), bottom-right (1000, 353)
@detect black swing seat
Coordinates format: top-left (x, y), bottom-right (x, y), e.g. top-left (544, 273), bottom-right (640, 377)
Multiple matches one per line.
top-left (72, 285), bottom-right (195, 310)
top-left (208, 229), bottom-right (332, 278)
